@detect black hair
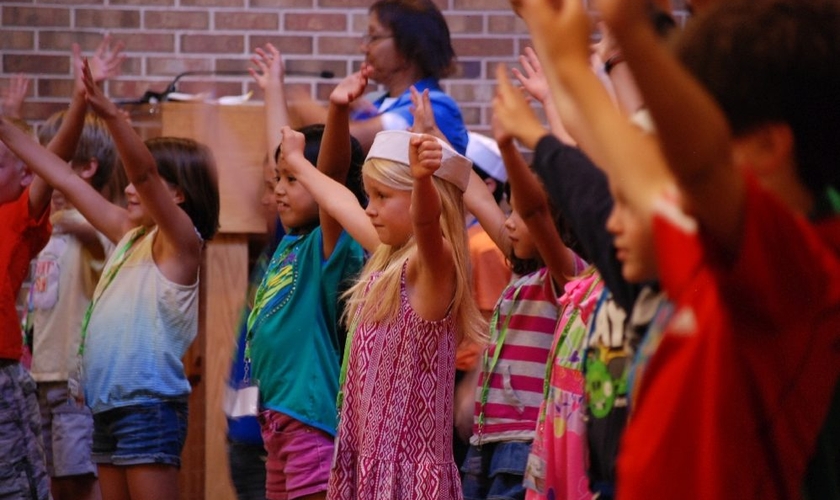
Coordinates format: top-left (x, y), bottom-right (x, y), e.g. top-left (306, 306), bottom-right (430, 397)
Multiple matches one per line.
top-left (676, 0), bottom-right (840, 197)
top-left (274, 123), bottom-right (368, 210)
top-left (371, 0), bottom-right (457, 79)
top-left (503, 181), bottom-right (590, 275)
top-left (473, 165), bottom-right (506, 205)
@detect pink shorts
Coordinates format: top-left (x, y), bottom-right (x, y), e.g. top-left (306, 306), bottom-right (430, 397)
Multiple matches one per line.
top-left (259, 410), bottom-right (334, 500)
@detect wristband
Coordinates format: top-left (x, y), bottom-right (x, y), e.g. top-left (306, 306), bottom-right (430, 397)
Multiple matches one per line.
top-left (604, 54), bottom-right (625, 75)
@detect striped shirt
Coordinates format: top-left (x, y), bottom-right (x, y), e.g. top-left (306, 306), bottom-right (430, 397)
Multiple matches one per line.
top-left (471, 267), bottom-right (561, 445)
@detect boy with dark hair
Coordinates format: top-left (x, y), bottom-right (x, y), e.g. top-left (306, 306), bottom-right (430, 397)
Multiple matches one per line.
top-left (511, 0), bottom-right (840, 497)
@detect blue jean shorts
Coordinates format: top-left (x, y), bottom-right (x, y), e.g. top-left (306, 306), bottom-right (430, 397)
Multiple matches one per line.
top-left (461, 441), bottom-right (531, 500)
top-left (36, 382), bottom-right (96, 477)
top-left (92, 400), bottom-right (188, 468)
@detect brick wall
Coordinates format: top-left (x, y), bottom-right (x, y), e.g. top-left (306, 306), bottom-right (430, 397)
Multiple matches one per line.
top-left (2, 0), bottom-right (690, 133)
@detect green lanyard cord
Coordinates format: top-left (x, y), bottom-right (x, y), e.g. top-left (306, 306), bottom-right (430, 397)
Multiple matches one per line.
top-left (75, 227), bottom-right (147, 375)
top-left (476, 285), bottom-right (522, 443)
top-left (335, 314), bottom-right (360, 420)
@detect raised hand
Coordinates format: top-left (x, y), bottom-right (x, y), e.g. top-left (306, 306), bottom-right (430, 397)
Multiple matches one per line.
top-left (82, 59), bottom-right (121, 120)
top-left (492, 64), bottom-right (545, 148)
top-left (513, 0), bottom-right (592, 71)
top-left (1, 74), bottom-right (30, 118)
top-left (330, 64), bottom-right (372, 106)
top-left (87, 34), bottom-right (126, 83)
top-left (511, 47), bottom-right (549, 104)
top-left (409, 134), bottom-right (443, 180)
top-left (249, 43), bottom-right (284, 91)
top-left (410, 86), bottom-right (452, 146)
top-left (277, 126), bottom-right (308, 172)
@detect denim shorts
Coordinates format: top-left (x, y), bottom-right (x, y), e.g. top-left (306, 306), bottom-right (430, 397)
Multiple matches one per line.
top-left (461, 440), bottom-right (531, 500)
top-left (92, 400), bottom-right (188, 468)
top-left (36, 382), bottom-right (96, 477)
top-left (0, 362), bottom-right (50, 500)
top-left (259, 410), bottom-right (333, 500)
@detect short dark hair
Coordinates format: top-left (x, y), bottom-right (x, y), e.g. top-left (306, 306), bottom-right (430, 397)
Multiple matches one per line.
top-left (274, 124), bottom-right (368, 208)
top-left (371, 0), bottom-right (457, 80)
top-left (145, 137), bottom-right (220, 241)
top-left (473, 166), bottom-right (506, 205)
top-left (676, 0), bottom-right (840, 196)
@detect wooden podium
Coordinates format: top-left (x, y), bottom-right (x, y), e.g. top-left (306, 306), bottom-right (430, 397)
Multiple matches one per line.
top-left (160, 102), bottom-right (267, 500)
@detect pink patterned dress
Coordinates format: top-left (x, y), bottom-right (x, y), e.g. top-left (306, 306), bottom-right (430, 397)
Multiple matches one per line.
top-left (328, 267), bottom-right (462, 500)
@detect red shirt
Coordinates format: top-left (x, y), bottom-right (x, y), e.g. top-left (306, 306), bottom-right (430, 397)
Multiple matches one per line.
top-left (617, 177), bottom-right (840, 499)
top-left (0, 188), bottom-right (50, 360)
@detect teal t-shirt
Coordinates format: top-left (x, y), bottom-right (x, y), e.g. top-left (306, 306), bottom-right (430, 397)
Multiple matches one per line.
top-left (248, 228), bottom-right (364, 435)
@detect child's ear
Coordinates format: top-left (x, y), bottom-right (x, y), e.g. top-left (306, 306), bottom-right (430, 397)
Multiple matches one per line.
top-left (170, 185), bottom-right (186, 205)
top-left (733, 122), bottom-right (794, 178)
top-left (19, 164), bottom-right (34, 188)
top-left (78, 158), bottom-right (99, 182)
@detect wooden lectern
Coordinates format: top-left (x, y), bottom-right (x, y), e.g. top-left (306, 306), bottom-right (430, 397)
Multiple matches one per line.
top-left (160, 102), bottom-right (267, 500)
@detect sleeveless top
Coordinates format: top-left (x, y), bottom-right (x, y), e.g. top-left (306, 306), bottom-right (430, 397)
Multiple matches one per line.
top-left (328, 265), bottom-right (462, 499)
top-left (83, 226), bottom-right (198, 413)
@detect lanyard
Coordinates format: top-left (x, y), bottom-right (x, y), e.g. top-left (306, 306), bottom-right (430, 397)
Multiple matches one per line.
top-left (244, 237), bottom-right (302, 366)
top-left (476, 285), bottom-right (522, 443)
top-left (537, 276), bottom-right (601, 425)
top-left (77, 226), bottom-right (146, 360)
top-left (335, 314), bottom-right (360, 420)
top-left (73, 226), bottom-right (147, 391)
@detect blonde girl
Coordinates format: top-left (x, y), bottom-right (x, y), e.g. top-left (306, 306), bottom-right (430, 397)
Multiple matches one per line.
top-left (277, 118), bottom-right (484, 499)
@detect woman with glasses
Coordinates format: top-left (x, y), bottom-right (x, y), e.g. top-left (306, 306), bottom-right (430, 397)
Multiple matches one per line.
top-left (289, 0), bottom-right (469, 155)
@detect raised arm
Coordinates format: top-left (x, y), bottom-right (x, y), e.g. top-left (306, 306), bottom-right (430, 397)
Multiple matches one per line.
top-left (514, 0), bottom-right (670, 225)
top-left (316, 66), bottom-right (374, 257)
top-left (27, 45), bottom-right (90, 220)
top-left (496, 56), bottom-right (640, 309)
top-left (279, 126), bottom-right (379, 253)
top-left (0, 117), bottom-right (125, 242)
top-left (408, 134), bottom-right (457, 320)
top-left (493, 64), bottom-right (577, 285)
top-left (592, 22), bottom-right (645, 119)
top-left (512, 47), bottom-right (576, 145)
top-left (250, 43), bottom-right (291, 162)
top-left (287, 86), bottom-right (385, 154)
top-left (599, 0), bottom-right (742, 252)
top-left (82, 60), bottom-right (202, 283)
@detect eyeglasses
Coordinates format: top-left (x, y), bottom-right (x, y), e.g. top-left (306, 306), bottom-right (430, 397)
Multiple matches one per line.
top-left (361, 33), bottom-right (393, 45)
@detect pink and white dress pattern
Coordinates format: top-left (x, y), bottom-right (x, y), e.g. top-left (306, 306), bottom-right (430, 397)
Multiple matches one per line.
top-left (328, 268), bottom-right (462, 500)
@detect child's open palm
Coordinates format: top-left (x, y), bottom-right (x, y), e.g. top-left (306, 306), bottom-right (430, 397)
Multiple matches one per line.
top-left (249, 43), bottom-right (285, 90)
top-left (409, 135), bottom-right (443, 181)
top-left (492, 64), bottom-right (544, 147)
top-left (1, 74), bottom-right (29, 119)
top-left (87, 34), bottom-right (126, 84)
top-left (511, 47), bottom-right (549, 104)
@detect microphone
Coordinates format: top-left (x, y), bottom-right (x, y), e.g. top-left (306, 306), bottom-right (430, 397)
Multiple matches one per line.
top-left (118, 68), bottom-right (335, 105)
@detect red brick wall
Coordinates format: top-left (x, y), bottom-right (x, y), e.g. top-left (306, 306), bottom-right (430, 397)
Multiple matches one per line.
top-left (1, 0), bottom-right (690, 132)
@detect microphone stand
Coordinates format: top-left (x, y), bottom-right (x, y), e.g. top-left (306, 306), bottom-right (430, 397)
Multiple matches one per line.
top-left (117, 68), bottom-right (335, 105)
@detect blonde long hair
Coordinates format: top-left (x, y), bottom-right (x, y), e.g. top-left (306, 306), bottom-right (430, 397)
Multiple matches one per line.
top-left (343, 157), bottom-right (487, 345)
